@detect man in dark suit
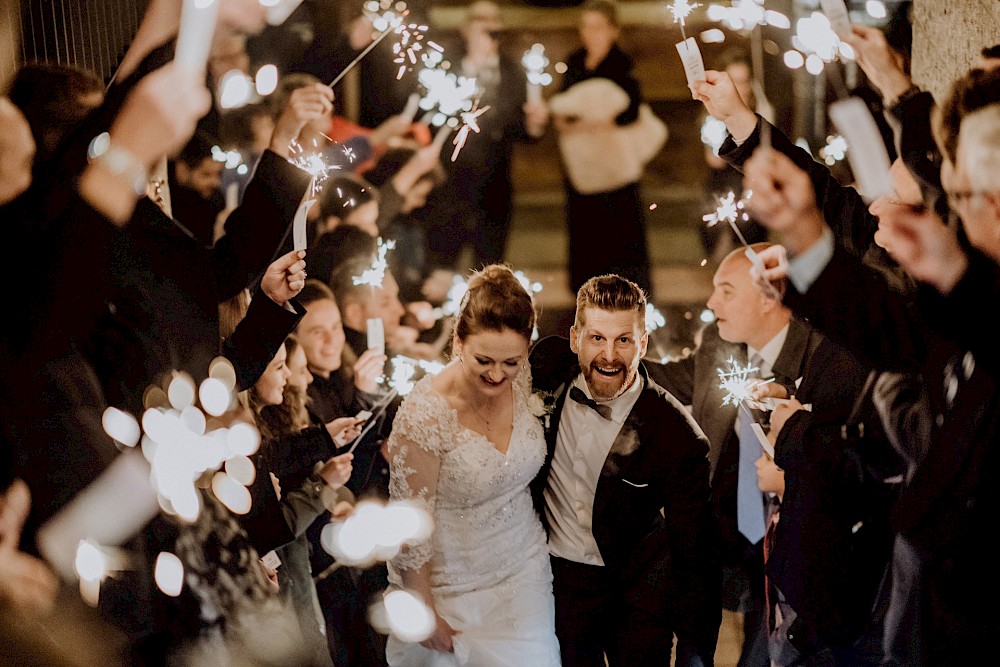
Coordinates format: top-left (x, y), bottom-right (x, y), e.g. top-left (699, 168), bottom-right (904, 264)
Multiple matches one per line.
top-left (648, 245), bottom-right (893, 666)
top-left (530, 274), bottom-right (720, 667)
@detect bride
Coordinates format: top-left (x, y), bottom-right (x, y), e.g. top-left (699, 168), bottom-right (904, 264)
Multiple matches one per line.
top-left (385, 264), bottom-right (560, 666)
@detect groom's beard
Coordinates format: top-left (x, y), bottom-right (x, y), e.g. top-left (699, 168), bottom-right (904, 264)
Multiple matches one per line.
top-left (579, 358), bottom-right (638, 401)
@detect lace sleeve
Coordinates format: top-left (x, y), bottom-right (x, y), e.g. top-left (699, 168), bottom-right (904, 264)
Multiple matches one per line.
top-left (387, 386), bottom-right (446, 572)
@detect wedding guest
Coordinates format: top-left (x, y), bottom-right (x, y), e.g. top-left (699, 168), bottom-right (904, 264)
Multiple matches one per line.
top-left (412, 1), bottom-right (548, 271)
top-left (551, 0), bottom-right (661, 294)
top-left (170, 130), bottom-right (225, 245)
top-left (7, 63), bottom-right (103, 167)
top-left (530, 274), bottom-right (719, 666)
top-left (740, 99), bottom-right (1000, 662)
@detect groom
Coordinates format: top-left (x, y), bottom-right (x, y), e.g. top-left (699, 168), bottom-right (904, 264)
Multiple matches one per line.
top-left (530, 274), bottom-right (721, 667)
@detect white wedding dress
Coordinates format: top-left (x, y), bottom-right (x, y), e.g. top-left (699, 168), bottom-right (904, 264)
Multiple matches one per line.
top-left (385, 368), bottom-right (561, 666)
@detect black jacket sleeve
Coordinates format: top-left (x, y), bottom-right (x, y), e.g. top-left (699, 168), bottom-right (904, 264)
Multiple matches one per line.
top-left (225, 296), bottom-right (305, 392)
top-left (719, 117), bottom-right (880, 261)
top-left (211, 150), bottom-right (312, 302)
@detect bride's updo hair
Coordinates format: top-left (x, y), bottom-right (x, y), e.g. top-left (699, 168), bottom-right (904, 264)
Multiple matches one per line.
top-left (455, 265), bottom-right (537, 342)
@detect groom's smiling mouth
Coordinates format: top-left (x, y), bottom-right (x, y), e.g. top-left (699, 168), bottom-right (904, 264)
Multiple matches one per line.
top-left (592, 364), bottom-right (624, 377)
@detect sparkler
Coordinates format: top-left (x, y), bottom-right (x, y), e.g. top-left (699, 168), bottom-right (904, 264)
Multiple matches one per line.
top-left (320, 499), bottom-right (433, 566)
top-left (645, 304), bottom-right (667, 332)
top-left (138, 362), bottom-right (262, 523)
top-left (384, 355), bottom-right (446, 396)
top-left (820, 134), bottom-right (848, 165)
top-left (288, 138), bottom-right (337, 195)
top-left (451, 101), bottom-right (491, 162)
top-left (522, 43), bottom-right (553, 103)
top-left (717, 355), bottom-right (760, 407)
top-left (707, 1), bottom-right (789, 147)
top-left (669, 1), bottom-right (701, 40)
top-left (702, 190), bottom-right (751, 230)
top-left (330, 2), bottom-right (408, 88)
top-left (416, 67), bottom-right (479, 126)
top-left (701, 115), bottom-right (728, 155)
top-left (785, 11), bottom-right (856, 74)
top-left (352, 238), bottom-right (396, 289)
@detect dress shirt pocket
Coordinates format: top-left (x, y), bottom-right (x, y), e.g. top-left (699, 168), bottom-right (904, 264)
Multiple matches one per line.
top-left (620, 478), bottom-right (650, 489)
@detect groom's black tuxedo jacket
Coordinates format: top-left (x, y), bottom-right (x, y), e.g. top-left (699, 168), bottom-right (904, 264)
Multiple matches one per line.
top-left (529, 336), bottom-right (722, 660)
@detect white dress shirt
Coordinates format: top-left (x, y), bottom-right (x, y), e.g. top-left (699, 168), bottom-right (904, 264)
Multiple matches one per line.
top-left (747, 323), bottom-right (790, 380)
top-left (545, 373), bottom-right (644, 566)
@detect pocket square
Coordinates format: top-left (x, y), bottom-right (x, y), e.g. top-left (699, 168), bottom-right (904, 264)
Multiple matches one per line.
top-left (621, 479), bottom-right (649, 488)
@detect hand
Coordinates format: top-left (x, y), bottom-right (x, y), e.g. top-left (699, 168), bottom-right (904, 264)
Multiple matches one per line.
top-left (388, 325), bottom-right (420, 349)
top-left (353, 348), bottom-right (387, 394)
top-left (318, 453), bottom-right (354, 488)
top-left (370, 114), bottom-right (412, 146)
top-left (769, 397), bottom-right (804, 440)
top-left (691, 70), bottom-right (757, 141)
top-left (843, 25), bottom-right (912, 103)
top-left (331, 500), bottom-right (354, 521)
top-left (755, 454), bottom-right (785, 498)
top-left (260, 249), bottom-right (307, 307)
top-left (392, 144), bottom-right (442, 195)
top-left (420, 613), bottom-right (458, 653)
top-left (523, 99), bottom-right (550, 137)
top-left (873, 203), bottom-right (968, 293)
top-left (270, 472), bottom-right (282, 501)
top-left (750, 381), bottom-right (789, 402)
top-left (109, 62), bottom-right (212, 167)
top-left (0, 480), bottom-right (58, 615)
top-left (749, 244), bottom-right (790, 290)
top-left (403, 301), bottom-right (435, 331)
top-left (270, 83), bottom-right (335, 156)
top-left (327, 416), bottom-right (365, 447)
top-left (218, 0), bottom-right (268, 37)
top-left (260, 559), bottom-right (280, 593)
top-left (744, 148), bottom-right (826, 255)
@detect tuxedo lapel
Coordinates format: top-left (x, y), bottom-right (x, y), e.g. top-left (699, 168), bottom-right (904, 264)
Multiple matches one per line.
top-left (770, 317), bottom-right (813, 392)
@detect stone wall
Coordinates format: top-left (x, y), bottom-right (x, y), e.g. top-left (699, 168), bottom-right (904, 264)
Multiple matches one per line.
top-left (912, 0), bottom-right (1000, 100)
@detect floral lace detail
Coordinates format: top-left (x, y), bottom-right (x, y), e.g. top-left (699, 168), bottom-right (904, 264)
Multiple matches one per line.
top-left (386, 366), bottom-right (550, 595)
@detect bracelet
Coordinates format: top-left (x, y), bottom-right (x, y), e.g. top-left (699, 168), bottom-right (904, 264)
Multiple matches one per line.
top-left (87, 132), bottom-right (149, 196)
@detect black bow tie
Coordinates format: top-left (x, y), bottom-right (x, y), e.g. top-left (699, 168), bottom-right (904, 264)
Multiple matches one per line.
top-left (569, 386), bottom-right (613, 420)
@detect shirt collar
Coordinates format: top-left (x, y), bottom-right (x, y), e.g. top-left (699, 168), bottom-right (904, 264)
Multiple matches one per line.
top-left (747, 323), bottom-right (789, 377)
top-left (573, 370), bottom-right (644, 424)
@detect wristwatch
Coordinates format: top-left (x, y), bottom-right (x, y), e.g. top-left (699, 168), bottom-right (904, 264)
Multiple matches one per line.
top-left (88, 131), bottom-right (149, 196)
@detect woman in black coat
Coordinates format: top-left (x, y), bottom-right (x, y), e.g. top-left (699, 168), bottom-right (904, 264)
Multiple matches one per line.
top-left (554, 0), bottom-right (652, 294)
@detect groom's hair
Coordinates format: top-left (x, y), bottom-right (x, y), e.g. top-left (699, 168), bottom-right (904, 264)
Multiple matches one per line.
top-left (574, 274), bottom-right (647, 331)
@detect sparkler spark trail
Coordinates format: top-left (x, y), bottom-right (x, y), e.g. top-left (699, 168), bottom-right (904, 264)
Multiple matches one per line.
top-left (701, 115), bottom-right (728, 155)
top-left (288, 139), bottom-right (337, 195)
top-left (352, 238), bottom-right (396, 288)
top-left (820, 134), bottom-right (848, 165)
top-left (383, 355), bottom-right (447, 396)
top-left (669, 1), bottom-right (702, 39)
top-left (702, 190), bottom-right (751, 229)
top-left (645, 304), bottom-right (667, 332)
top-left (451, 102), bottom-right (491, 162)
top-left (717, 355), bottom-right (760, 407)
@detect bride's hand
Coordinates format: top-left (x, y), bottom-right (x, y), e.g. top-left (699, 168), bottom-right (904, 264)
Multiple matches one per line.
top-left (421, 613), bottom-right (457, 653)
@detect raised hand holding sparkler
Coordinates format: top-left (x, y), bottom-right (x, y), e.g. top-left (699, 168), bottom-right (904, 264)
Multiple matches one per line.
top-left (691, 70), bottom-right (758, 143)
top-left (269, 83), bottom-right (335, 159)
